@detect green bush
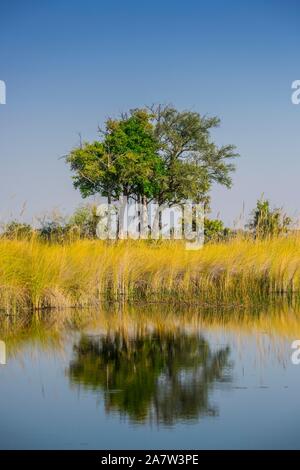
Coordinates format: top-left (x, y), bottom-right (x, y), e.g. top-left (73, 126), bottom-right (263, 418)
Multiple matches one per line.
top-left (248, 199), bottom-right (292, 239)
top-left (204, 218), bottom-right (230, 242)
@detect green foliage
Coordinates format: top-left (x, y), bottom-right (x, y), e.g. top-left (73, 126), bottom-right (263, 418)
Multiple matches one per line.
top-left (67, 109), bottom-right (163, 202)
top-left (66, 105), bottom-right (238, 209)
top-left (248, 199), bottom-right (292, 239)
top-left (204, 218), bottom-right (231, 242)
top-left (104, 110), bottom-right (163, 199)
top-left (67, 141), bottom-right (118, 199)
top-left (152, 105), bottom-right (238, 207)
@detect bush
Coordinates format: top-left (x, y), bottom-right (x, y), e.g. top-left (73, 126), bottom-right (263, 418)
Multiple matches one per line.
top-left (37, 210), bottom-right (67, 242)
top-left (204, 218), bottom-right (231, 243)
top-left (37, 204), bottom-right (100, 242)
top-left (66, 204), bottom-right (99, 239)
top-left (248, 199), bottom-right (292, 239)
top-left (2, 221), bottom-right (35, 240)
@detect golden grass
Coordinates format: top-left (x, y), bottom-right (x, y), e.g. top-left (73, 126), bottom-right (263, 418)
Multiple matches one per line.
top-left (1, 235), bottom-right (300, 312)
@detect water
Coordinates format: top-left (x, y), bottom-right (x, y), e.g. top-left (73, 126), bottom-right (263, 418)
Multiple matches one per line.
top-left (0, 304), bottom-right (300, 449)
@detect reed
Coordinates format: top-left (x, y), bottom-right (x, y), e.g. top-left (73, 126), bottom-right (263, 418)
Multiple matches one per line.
top-left (1, 235), bottom-right (300, 312)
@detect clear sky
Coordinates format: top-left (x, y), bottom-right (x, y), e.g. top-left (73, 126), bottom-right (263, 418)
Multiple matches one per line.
top-left (0, 0), bottom-right (300, 227)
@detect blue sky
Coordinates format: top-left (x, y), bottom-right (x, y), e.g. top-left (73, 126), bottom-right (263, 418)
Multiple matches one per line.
top-left (0, 0), bottom-right (300, 226)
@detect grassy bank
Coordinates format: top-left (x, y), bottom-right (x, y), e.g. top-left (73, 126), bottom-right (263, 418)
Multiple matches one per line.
top-left (0, 236), bottom-right (300, 312)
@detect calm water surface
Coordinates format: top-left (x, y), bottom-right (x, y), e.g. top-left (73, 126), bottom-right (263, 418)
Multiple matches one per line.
top-left (0, 304), bottom-right (300, 449)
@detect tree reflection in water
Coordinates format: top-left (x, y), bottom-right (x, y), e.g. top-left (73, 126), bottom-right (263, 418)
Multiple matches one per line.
top-left (68, 330), bottom-right (232, 426)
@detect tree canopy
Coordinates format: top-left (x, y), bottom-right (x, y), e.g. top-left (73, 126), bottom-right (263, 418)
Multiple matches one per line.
top-left (152, 105), bottom-right (238, 207)
top-left (66, 105), bottom-right (239, 209)
top-left (67, 109), bottom-right (163, 203)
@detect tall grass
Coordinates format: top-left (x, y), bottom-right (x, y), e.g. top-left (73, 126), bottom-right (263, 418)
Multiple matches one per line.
top-left (1, 235), bottom-right (300, 312)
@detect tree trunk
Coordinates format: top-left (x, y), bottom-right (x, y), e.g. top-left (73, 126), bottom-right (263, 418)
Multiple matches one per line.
top-left (140, 195), bottom-right (148, 239)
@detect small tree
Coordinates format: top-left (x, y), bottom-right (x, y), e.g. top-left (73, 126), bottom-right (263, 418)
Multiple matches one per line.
top-left (248, 199), bottom-right (292, 239)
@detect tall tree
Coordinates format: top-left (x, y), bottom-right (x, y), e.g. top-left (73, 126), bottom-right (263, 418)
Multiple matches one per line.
top-left (150, 105), bottom-right (239, 209)
top-left (67, 109), bottom-right (163, 204)
top-left (66, 105), bottom-right (239, 238)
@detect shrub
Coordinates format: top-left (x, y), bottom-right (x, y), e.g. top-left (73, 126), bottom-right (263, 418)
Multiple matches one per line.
top-left (2, 221), bottom-right (35, 240)
top-left (66, 204), bottom-right (99, 239)
top-left (204, 218), bottom-right (231, 242)
top-left (248, 199), bottom-right (292, 239)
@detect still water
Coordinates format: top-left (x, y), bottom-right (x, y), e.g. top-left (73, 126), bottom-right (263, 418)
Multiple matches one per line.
top-left (0, 303), bottom-right (300, 449)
